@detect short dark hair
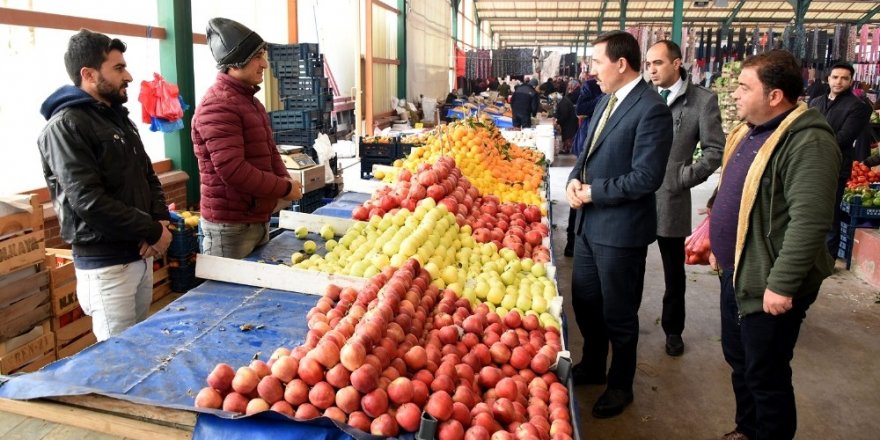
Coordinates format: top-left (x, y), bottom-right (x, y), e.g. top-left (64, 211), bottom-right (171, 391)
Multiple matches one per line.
top-left (653, 40), bottom-right (683, 61)
top-left (593, 31), bottom-right (641, 72)
top-left (64, 29), bottom-right (127, 87)
top-left (742, 50), bottom-right (803, 104)
top-left (828, 62), bottom-right (855, 78)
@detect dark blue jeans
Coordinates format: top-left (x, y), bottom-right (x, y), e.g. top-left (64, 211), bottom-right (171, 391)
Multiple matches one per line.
top-left (719, 270), bottom-right (818, 440)
top-left (571, 232), bottom-right (648, 391)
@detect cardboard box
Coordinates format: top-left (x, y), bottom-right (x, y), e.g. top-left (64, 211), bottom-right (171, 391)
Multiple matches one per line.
top-left (852, 228), bottom-right (880, 289)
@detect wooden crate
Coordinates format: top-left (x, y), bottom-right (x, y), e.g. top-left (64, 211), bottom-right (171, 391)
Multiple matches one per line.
top-left (46, 249), bottom-right (79, 317)
top-left (0, 194), bottom-right (45, 276)
top-left (52, 307), bottom-right (93, 357)
top-left (0, 320), bottom-right (55, 374)
top-left (152, 255), bottom-right (171, 303)
top-left (0, 263), bottom-right (52, 342)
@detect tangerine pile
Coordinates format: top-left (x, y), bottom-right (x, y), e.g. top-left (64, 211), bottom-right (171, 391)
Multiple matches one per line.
top-left (394, 119), bottom-right (545, 206)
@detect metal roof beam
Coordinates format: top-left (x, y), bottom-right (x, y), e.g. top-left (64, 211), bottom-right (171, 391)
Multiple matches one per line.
top-left (598, 0), bottom-right (609, 33)
top-left (856, 3), bottom-right (880, 28)
top-left (723, 0), bottom-right (747, 30)
top-left (482, 16), bottom-right (858, 24)
top-left (619, 0), bottom-right (628, 30)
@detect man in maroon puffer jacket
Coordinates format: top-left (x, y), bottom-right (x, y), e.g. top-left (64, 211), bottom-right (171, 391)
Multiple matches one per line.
top-left (193, 18), bottom-right (302, 259)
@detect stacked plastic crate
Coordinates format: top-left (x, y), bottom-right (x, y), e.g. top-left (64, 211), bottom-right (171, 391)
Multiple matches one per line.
top-left (268, 43), bottom-right (333, 160)
top-left (167, 217), bottom-right (201, 293)
top-left (838, 195), bottom-right (880, 269)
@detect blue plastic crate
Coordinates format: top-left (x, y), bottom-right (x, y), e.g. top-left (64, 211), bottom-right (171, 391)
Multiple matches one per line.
top-left (270, 110), bottom-right (323, 129)
top-left (270, 58), bottom-right (324, 78)
top-left (282, 94), bottom-right (333, 112)
top-left (267, 43), bottom-right (319, 60)
top-left (168, 219), bottom-right (199, 258)
top-left (359, 137), bottom-right (398, 158)
top-left (274, 128), bottom-right (320, 146)
top-left (279, 77), bottom-right (330, 96)
top-left (841, 199), bottom-right (880, 219)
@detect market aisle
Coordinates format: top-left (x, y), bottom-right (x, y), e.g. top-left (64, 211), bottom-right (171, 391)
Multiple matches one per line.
top-left (549, 153), bottom-right (880, 440)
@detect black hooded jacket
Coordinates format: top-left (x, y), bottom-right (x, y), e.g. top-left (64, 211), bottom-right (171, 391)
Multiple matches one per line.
top-left (38, 85), bottom-right (169, 268)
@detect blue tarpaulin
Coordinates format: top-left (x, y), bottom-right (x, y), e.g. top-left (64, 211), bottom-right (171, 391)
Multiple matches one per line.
top-left (0, 198), bottom-right (581, 440)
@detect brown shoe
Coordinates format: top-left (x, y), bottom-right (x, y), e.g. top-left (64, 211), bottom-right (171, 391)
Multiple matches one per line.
top-left (714, 431), bottom-right (750, 440)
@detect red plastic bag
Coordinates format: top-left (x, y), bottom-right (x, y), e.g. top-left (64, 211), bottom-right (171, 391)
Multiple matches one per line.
top-left (685, 214), bottom-right (711, 265)
top-left (138, 73), bottom-right (184, 123)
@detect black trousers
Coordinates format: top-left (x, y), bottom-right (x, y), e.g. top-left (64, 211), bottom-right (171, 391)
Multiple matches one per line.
top-left (657, 236), bottom-right (687, 336)
top-left (571, 232), bottom-right (648, 391)
top-left (719, 270), bottom-right (818, 440)
top-left (513, 113), bottom-right (531, 128)
top-left (566, 208), bottom-right (576, 247)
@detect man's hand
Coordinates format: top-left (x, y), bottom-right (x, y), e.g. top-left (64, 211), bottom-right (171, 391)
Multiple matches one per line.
top-left (283, 179), bottom-right (303, 201)
top-left (150, 224), bottom-right (173, 256)
top-left (575, 184), bottom-right (592, 204)
top-left (763, 288), bottom-right (793, 315)
top-left (566, 180), bottom-right (584, 208)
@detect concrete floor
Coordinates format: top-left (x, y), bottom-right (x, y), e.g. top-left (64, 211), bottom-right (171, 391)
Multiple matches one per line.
top-left (547, 153), bottom-right (880, 440)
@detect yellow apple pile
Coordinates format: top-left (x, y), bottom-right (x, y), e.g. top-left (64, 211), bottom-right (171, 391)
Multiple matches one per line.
top-left (294, 198), bottom-right (560, 330)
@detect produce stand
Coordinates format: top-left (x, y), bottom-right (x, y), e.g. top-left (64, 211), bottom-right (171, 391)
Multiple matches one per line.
top-left (0, 219), bottom-right (582, 440)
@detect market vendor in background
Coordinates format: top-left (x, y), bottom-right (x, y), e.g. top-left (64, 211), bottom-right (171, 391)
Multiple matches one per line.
top-left (511, 78), bottom-right (540, 128)
top-left (38, 29), bottom-right (172, 341)
top-left (555, 79), bottom-right (581, 154)
top-left (192, 18), bottom-right (302, 259)
top-left (808, 62), bottom-right (873, 257)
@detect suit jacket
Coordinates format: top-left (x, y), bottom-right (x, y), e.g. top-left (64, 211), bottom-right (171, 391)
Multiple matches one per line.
top-left (568, 79), bottom-right (673, 247)
top-left (655, 71), bottom-right (725, 237)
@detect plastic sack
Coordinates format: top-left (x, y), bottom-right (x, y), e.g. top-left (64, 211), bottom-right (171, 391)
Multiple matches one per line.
top-left (685, 214), bottom-right (711, 265)
top-left (139, 73), bottom-right (185, 123)
top-left (313, 133), bottom-right (336, 184)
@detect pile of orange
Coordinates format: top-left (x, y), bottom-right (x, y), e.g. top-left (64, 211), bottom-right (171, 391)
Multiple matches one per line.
top-left (394, 119), bottom-right (545, 205)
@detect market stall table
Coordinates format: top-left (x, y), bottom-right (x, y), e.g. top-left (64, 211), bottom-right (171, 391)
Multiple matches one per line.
top-left (0, 218), bottom-right (581, 440)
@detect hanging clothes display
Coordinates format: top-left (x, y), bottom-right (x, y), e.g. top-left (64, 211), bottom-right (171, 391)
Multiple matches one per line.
top-left (738, 28), bottom-right (747, 59)
top-left (455, 48), bottom-right (466, 78)
top-left (818, 30), bottom-right (829, 65)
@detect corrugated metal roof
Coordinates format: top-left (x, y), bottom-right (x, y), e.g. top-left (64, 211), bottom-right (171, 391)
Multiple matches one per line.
top-left (475, 0), bottom-right (880, 47)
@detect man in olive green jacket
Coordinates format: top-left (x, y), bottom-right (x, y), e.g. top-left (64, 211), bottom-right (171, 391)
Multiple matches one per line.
top-left (708, 51), bottom-right (839, 440)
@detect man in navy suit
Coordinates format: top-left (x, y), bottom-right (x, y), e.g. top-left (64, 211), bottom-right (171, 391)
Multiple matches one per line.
top-left (566, 31), bottom-right (673, 418)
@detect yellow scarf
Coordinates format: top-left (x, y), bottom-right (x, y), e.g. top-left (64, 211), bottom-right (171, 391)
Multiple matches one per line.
top-left (717, 102), bottom-right (808, 278)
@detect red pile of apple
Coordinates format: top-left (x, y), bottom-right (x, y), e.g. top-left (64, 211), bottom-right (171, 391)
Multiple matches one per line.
top-left (195, 259), bottom-right (573, 439)
top-left (351, 157), bottom-right (551, 262)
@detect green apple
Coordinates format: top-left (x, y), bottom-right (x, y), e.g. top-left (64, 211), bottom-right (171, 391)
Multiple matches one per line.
top-left (294, 226), bottom-right (309, 239)
top-left (515, 293), bottom-right (532, 311)
top-left (531, 296), bottom-right (548, 314)
top-left (501, 293), bottom-right (517, 310)
top-left (320, 224), bottom-right (335, 240)
top-left (290, 252), bottom-right (305, 264)
top-left (530, 262), bottom-right (547, 277)
top-left (325, 239), bottom-right (338, 251)
top-left (303, 240), bottom-right (317, 254)
top-left (487, 284), bottom-right (505, 305)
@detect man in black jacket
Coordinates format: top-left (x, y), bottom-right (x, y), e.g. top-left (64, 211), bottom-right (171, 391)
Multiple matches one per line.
top-left (38, 29), bottom-right (172, 341)
top-left (809, 62), bottom-right (873, 257)
top-left (555, 79), bottom-right (581, 154)
top-left (511, 78), bottom-right (540, 128)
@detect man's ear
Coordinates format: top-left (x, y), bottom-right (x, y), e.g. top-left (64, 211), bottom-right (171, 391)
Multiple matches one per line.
top-left (767, 88), bottom-right (787, 107)
top-left (79, 66), bottom-right (96, 85)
